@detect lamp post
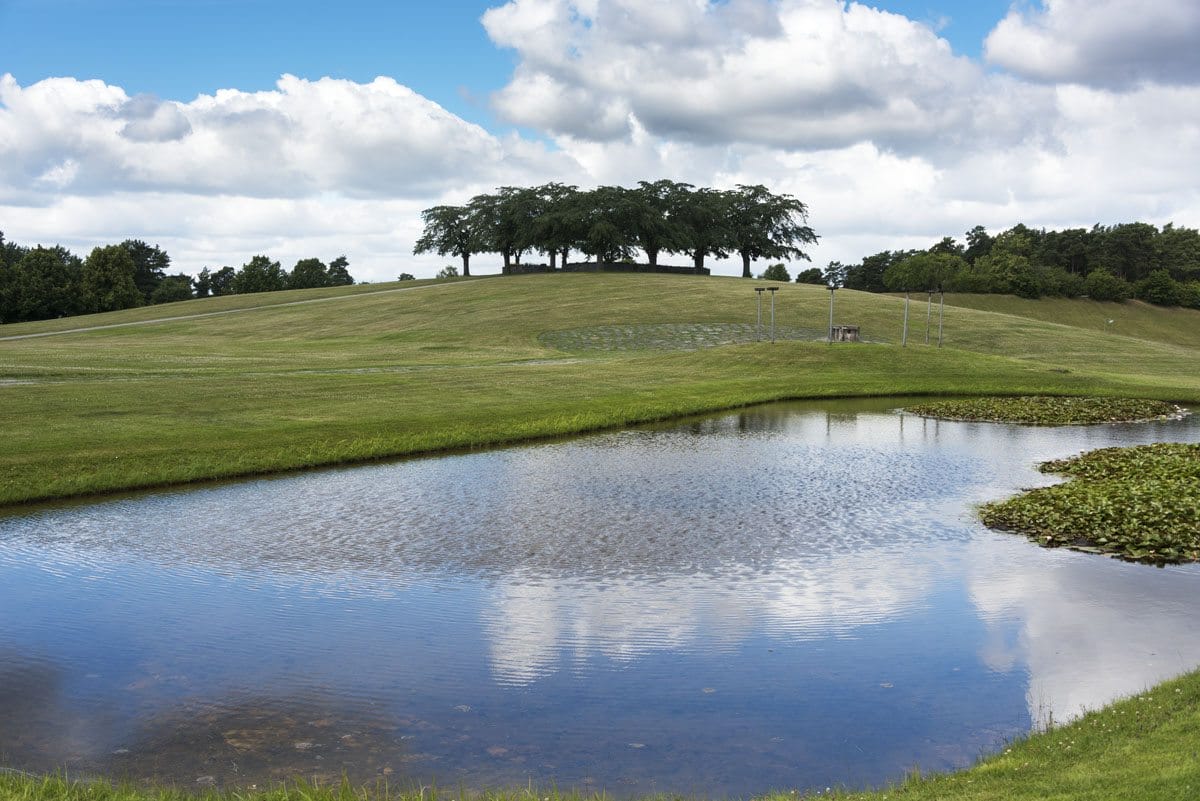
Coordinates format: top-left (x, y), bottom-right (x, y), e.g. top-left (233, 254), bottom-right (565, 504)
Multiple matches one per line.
top-left (827, 283), bottom-right (838, 344)
top-left (754, 287), bottom-right (765, 341)
top-left (901, 290), bottom-right (910, 347)
top-left (767, 286), bottom-right (779, 343)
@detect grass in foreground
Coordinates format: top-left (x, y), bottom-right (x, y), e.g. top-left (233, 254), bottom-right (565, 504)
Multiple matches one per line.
top-left (3, 273), bottom-right (1200, 508)
top-left (981, 443), bottom-right (1200, 563)
top-left (904, 396), bottom-right (1184, 425)
top-left (4, 668), bottom-right (1199, 801)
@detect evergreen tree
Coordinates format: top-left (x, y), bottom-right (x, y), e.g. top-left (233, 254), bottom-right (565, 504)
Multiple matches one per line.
top-left (326, 256), bottom-right (354, 286)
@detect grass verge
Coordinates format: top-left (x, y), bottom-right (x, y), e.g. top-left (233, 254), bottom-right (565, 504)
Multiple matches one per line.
top-left (3, 668), bottom-right (1198, 800)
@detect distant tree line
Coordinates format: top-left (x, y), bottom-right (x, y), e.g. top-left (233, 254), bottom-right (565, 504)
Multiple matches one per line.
top-left (821, 222), bottom-right (1200, 309)
top-left (0, 232), bottom-right (354, 324)
top-left (414, 181), bottom-right (818, 278)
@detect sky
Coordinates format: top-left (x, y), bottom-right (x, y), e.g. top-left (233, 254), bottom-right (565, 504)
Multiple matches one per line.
top-left (1, 0), bottom-right (1199, 280)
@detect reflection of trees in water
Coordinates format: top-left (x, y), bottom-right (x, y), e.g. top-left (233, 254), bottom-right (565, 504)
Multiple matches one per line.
top-left (681, 408), bottom-right (799, 436)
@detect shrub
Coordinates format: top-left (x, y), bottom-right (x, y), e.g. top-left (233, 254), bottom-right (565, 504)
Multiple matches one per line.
top-left (1082, 268), bottom-right (1131, 302)
top-left (1039, 266), bottom-right (1086, 298)
top-left (1180, 281), bottom-right (1200, 310)
top-left (795, 267), bottom-right (825, 284)
top-left (1134, 269), bottom-right (1183, 306)
top-left (436, 265), bottom-right (459, 279)
top-left (398, 273), bottom-right (416, 281)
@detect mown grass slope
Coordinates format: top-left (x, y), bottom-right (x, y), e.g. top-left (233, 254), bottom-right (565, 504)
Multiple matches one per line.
top-left (940, 292), bottom-right (1200, 351)
top-left (2, 273), bottom-right (1199, 507)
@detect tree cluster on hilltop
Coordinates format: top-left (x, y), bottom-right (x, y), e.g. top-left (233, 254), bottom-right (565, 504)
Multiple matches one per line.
top-left (825, 222), bottom-right (1200, 309)
top-left (0, 234), bottom-right (354, 324)
top-left (414, 181), bottom-right (818, 278)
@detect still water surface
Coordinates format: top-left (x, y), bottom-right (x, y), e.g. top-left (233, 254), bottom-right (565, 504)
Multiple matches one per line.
top-left (2, 398), bottom-right (1199, 796)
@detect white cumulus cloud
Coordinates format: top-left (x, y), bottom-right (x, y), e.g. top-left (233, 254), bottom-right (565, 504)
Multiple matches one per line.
top-left (0, 73), bottom-right (572, 202)
top-left (984, 0), bottom-right (1200, 88)
top-left (483, 0), bottom-right (1052, 155)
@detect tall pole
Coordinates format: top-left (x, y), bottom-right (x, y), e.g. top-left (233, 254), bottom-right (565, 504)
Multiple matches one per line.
top-left (925, 290), bottom-right (933, 345)
top-left (768, 287), bottom-right (777, 343)
top-left (937, 289), bottom-right (945, 347)
top-left (827, 286), bottom-right (835, 344)
top-left (755, 288), bottom-right (764, 341)
top-left (902, 291), bottom-right (910, 347)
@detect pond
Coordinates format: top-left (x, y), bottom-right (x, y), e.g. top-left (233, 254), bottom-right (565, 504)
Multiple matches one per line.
top-left (2, 398), bottom-right (1199, 797)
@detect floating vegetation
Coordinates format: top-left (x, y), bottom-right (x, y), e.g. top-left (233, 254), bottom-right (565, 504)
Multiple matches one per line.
top-left (981, 443), bottom-right (1200, 564)
top-left (905, 396), bottom-right (1185, 426)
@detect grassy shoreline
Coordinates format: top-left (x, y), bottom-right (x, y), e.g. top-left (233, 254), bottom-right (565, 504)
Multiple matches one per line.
top-left (3, 667), bottom-right (1198, 800)
top-left (3, 274), bottom-right (1200, 509)
top-left (1, 365), bottom-right (1194, 510)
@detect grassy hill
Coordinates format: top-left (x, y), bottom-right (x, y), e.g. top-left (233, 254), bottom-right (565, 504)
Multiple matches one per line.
top-left (2, 272), bottom-right (1199, 507)
top-left (939, 292), bottom-right (1200, 351)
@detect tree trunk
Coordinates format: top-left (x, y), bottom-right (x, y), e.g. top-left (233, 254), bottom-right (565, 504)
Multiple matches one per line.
top-left (549, 250), bottom-right (557, 270)
top-left (693, 250), bottom-right (705, 273)
top-left (461, 252), bottom-right (470, 277)
top-left (502, 250), bottom-right (512, 275)
top-left (741, 251), bottom-right (752, 278)
top-left (561, 247), bottom-right (570, 268)
top-left (647, 247), bottom-right (658, 268)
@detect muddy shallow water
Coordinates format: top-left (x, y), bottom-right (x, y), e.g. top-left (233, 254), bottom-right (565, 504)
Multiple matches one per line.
top-left (2, 398), bottom-right (1198, 797)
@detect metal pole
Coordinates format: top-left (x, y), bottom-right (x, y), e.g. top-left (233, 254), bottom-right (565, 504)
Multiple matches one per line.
top-left (925, 290), bottom-right (933, 345)
top-left (769, 288), bottom-right (777, 343)
top-left (827, 288), bottom-right (835, 344)
top-left (755, 288), bottom-right (763, 341)
top-left (937, 290), bottom-right (945, 347)
top-left (902, 292), bottom-right (910, 347)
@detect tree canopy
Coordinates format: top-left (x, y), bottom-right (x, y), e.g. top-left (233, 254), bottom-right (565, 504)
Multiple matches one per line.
top-left (414, 180), bottom-right (818, 277)
top-left (841, 221), bottom-right (1200, 309)
top-left (0, 230), bottom-right (356, 325)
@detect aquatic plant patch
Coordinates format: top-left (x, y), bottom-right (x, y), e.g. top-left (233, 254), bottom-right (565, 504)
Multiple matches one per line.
top-left (905, 396), bottom-right (1184, 425)
top-left (981, 443), bottom-right (1200, 563)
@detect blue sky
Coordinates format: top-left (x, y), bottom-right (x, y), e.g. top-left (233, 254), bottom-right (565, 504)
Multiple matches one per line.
top-left (2, 0), bottom-right (1198, 280)
top-left (2, 0), bottom-right (1012, 129)
top-left (1, 1), bottom-right (513, 125)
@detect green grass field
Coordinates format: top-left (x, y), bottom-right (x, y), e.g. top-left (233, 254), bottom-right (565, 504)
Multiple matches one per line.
top-left (2, 273), bottom-right (1200, 507)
